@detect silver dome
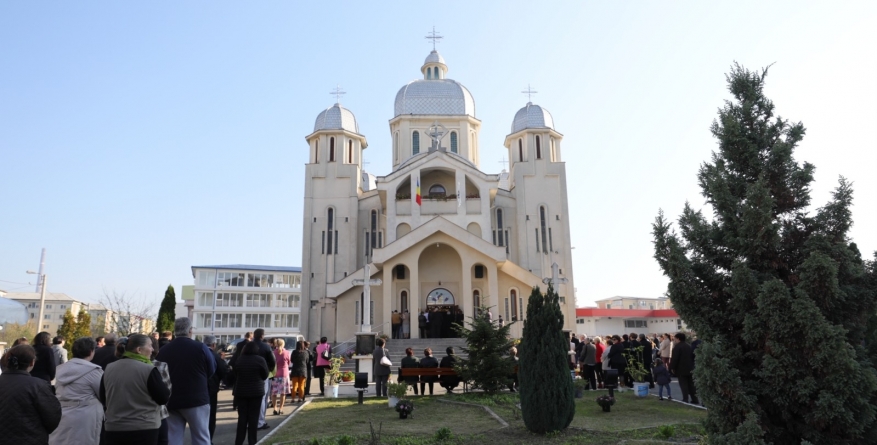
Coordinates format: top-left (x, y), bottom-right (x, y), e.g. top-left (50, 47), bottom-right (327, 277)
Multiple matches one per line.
top-left (314, 103), bottom-right (359, 133)
top-left (511, 102), bottom-right (554, 133)
top-left (394, 80), bottom-right (475, 117)
top-left (424, 50), bottom-right (445, 65)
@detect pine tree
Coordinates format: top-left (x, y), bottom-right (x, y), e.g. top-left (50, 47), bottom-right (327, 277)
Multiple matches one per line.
top-left (519, 285), bottom-right (575, 434)
top-left (454, 306), bottom-right (516, 394)
top-left (157, 284), bottom-right (176, 333)
top-left (74, 309), bottom-right (92, 340)
top-left (653, 63), bottom-right (877, 444)
top-left (57, 309), bottom-right (77, 359)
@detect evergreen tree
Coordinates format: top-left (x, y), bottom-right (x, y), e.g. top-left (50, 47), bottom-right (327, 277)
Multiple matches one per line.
top-left (74, 309), bottom-right (92, 340)
top-left (157, 284), bottom-right (176, 333)
top-left (454, 306), bottom-right (516, 394)
top-left (519, 285), bottom-right (575, 434)
top-left (653, 63), bottom-right (877, 444)
top-left (57, 309), bottom-right (77, 359)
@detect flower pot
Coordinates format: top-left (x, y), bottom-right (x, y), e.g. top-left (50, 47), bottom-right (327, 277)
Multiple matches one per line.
top-left (389, 396), bottom-right (399, 408)
top-left (341, 377), bottom-right (353, 382)
top-left (325, 385), bottom-right (339, 398)
top-left (633, 382), bottom-right (649, 398)
top-left (602, 405), bottom-right (611, 412)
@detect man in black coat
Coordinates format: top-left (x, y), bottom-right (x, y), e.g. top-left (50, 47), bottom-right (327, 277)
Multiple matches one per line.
top-left (92, 333), bottom-right (118, 370)
top-left (670, 332), bottom-right (699, 404)
top-left (249, 329), bottom-right (275, 429)
top-left (204, 335), bottom-right (228, 442)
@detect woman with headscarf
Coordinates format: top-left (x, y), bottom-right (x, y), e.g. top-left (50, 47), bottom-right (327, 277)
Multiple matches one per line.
top-left (100, 334), bottom-right (170, 445)
top-left (0, 345), bottom-right (62, 445)
top-left (49, 337), bottom-right (103, 445)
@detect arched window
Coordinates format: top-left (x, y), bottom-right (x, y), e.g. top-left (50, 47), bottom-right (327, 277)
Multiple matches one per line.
top-left (518, 139), bottom-right (523, 162)
top-left (369, 209), bottom-right (378, 257)
top-left (510, 289), bottom-right (518, 321)
top-left (494, 208), bottom-right (504, 246)
top-left (400, 290), bottom-right (408, 312)
top-left (394, 132), bottom-right (399, 162)
top-left (348, 140), bottom-right (353, 164)
top-left (540, 206), bottom-right (548, 254)
top-left (550, 137), bottom-right (556, 161)
top-left (535, 135), bottom-right (542, 159)
top-left (412, 131), bottom-right (420, 155)
top-left (325, 208), bottom-right (336, 255)
top-left (450, 131), bottom-right (458, 153)
top-left (428, 184), bottom-right (446, 196)
top-left (329, 137), bottom-right (336, 162)
top-left (315, 140), bottom-right (319, 163)
top-left (434, 67), bottom-right (439, 79)
top-left (473, 290), bottom-right (481, 313)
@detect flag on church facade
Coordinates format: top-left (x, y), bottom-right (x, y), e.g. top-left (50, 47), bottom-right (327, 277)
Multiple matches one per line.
top-left (415, 177), bottom-right (422, 205)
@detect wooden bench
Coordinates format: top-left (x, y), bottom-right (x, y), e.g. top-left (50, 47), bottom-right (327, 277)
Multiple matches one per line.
top-left (399, 366), bottom-right (518, 393)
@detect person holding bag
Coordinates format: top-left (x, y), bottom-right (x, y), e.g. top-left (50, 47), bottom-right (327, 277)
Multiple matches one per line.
top-left (314, 337), bottom-right (331, 394)
top-left (373, 338), bottom-right (391, 397)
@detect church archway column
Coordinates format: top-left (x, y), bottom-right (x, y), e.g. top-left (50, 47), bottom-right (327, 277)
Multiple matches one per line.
top-left (409, 263), bottom-right (420, 338)
top-left (487, 262), bottom-right (499, 314)
top-left (461, 255), bottom-right (473, 324)
top-left (382, 266), bottom-right (392, 338)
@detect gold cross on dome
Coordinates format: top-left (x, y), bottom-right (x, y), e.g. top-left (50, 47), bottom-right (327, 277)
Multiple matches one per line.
top-left (425, 27), bottom-right (443, 50)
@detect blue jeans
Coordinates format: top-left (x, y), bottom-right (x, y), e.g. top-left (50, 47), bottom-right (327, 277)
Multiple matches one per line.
top-left (658, 384), bottom-right (672, 398)
top-left (167, 404), bottom-right (211, 445)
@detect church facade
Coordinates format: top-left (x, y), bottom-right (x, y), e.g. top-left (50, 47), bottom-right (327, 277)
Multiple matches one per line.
top-left (300, 48), bottom-right (576, 343)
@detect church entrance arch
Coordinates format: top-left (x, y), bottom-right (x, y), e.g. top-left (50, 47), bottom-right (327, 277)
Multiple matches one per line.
top-left (418, 242), bottom-right (464, 338)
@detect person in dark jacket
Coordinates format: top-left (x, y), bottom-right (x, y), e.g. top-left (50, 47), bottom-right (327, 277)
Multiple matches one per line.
top-left (30, 331), bottom-right (57, 384)
top-left (204, 335), bottom-right (229, 442)
top-left (638, 334), bottom-right (656, 388)
top-left (0, 345), bottom-right (62, 445)
top-left (419, 348), bottom-right (439, 395)
top-left (100, 334), bottom-right (171, 445)
top-left (232, 341), bottom-right (269, 445)
top-left (670, 332), bottom-right (699, 404)
top-left (607, 335), bottom-right (628, 388)
top-left (155, 317), bottom-right (216, 445)
top-left (373, 338), bottom-right (391, 397)
top-left (92, 333), bottom-right (118, 370)
top-left (439, 347), bottom-right (460, 393)
top-left (290, 341), bottom-right (308, 403)
top-left (158, 331), bottom-right (172, 350)
top-left (302, 340), bottom-right (314, 396)
top-left (398, 347), bottom-right (420, 394)
top-left (652, 359), bottom-right (673, 400)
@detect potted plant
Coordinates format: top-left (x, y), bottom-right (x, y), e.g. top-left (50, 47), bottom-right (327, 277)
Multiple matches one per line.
top-left (596, 394), bottom-right (615, 412)
top-left (395, 399), bottom-right (415, 419)
top-left (622, 346), bottom-right (651, 398)
top-left (341, 371), bottom-right (355, 382)
top-left (574, 377), bottom-right (589, 398)
top-left (324, 355), bottom-right (345, 398)
top-left (387, 381), bottom-right (408, 408)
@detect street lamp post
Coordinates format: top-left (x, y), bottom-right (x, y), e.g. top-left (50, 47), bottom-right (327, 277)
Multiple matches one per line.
top-left (26, 271), bottom-right (47, 332)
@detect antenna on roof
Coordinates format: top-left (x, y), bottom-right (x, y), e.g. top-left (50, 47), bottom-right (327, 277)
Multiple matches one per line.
top-left (425, 26), bottom-right (443, 51)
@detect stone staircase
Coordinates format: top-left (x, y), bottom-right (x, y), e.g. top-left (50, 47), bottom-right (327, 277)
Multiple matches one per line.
top-left (339, 337), bottom-right (469, 375)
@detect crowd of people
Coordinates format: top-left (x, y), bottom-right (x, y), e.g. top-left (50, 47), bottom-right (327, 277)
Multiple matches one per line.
top-left (571, 331), bottom-right (701, 404)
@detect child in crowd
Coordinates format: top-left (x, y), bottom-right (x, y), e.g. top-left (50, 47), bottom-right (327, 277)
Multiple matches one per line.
top-left (653, 359), bottom-right (672, 400)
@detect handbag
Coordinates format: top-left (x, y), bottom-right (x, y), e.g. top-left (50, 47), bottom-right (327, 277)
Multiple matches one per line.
top-left (321, 346), bottom-right (330, 361)
top-left (380, 353), bottom-right (392, 367)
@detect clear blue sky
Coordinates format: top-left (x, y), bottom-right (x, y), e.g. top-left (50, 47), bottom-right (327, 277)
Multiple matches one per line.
top-left (2, 2), bottom-right (875, 310)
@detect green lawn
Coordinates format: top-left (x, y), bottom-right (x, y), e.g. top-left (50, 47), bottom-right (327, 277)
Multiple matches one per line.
top-left (270, 391), bottom-right (706, 445)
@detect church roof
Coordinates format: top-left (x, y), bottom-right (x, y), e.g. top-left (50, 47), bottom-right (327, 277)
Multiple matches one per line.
top-left (511, 102), bottom-right (554, 133)
top-left (394, 79), bottom-right (475, 117)
top-left (314, 103), bottom-right (359, 133)
top-left (424, 50), bottom-right (445, 65)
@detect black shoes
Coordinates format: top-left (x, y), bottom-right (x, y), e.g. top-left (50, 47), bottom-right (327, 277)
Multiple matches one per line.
top-left (257, 424), bottom-right (270, 430)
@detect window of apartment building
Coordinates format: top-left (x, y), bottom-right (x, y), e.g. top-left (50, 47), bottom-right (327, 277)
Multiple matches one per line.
top-left (60, 304), bottom-right (66, 309)
top-left (274, 314), bottom-right (300, 328)
top-left (624, 320), bottom-right (648, 328)
top-left (215, 293), bottom-right (244, 307)
top-left (576, 319), bottom-right (584, 324)
top-left (245, 293), bottom-right (271, 307)
top-left (46, 304), bottom-right (52, 309)
top-left (214, 313), bottom-right (243, 328)
top-left (245, 314), bottom-right (272, 328)
top-left (247, 273), bottom-right (274, 288)
top-left (217, 272), bottom-right (245, 287)
top-left (273, 274), bottom-right (300, 288)
top-left (198, 270), bottom-right (216, 287)
top-left (273, 294), bottom-right (301, 308)
top-left (198, 314), bottom-right (213, 328)
top-left (197, 292), bottom-right (214, 307)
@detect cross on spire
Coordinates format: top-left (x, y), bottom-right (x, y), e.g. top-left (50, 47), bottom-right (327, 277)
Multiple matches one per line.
top-left (498, 156), bottom-right (509, 169)
top-left (425, 26), bottom-right (443, 50)
top-left (330, 85), bottom-right (346, 104)
top-left (522, 84), bottom-right (538, 103)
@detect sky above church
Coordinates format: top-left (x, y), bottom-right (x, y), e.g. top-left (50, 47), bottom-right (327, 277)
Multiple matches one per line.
top-left (2, 2), bottom-right (875, 309)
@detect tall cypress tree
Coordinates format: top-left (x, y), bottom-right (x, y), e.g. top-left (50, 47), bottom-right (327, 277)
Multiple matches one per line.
top-left (157, 284), bottom-right (176, 333)
top-left (519, 285), bottom-right (575, 434)
top-left (653, 63), bottom-right (877, 444)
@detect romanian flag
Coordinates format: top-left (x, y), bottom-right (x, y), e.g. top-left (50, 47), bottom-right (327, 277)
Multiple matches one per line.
top-left (415, 177), bottom-right (422, 206)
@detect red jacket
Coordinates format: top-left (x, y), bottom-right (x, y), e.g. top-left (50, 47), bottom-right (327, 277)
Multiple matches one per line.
top-left (595, 342), bottom-right (605, 363)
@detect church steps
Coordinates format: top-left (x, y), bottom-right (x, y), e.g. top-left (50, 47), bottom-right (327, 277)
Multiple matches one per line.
top-left (337, 338), bottom-right (468, 374)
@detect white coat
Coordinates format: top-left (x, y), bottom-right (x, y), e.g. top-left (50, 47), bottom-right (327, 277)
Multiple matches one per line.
top-left (48, 358), bottom-right (104, 445)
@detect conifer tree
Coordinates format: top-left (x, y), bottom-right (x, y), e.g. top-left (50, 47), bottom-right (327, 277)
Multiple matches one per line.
top-left (519, 285), bottom-right (575, 434)
top-left (157, 284), bottom-right (176, 333)
top-left (653, 63), bottom-right (877, 444)
top-left (74, 309), bottom-right (92, 340)
top-left (454, 306), bottom-right (516, 394)
top-left (57, 309), bottom-right (77, 358)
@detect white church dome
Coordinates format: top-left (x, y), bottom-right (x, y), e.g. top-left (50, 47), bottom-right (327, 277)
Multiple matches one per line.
top-left (314, 103), bottom-right (359, 133)
top-left (511, 102), bottom-right (554, 133)
top-left (394, 80), bottom-right (476, 117)
top-left (424, 50), bottom-right (445, 65)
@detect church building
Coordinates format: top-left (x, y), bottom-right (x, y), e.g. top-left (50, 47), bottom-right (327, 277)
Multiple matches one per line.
top-left (301, 46), bottom-right (576, 343)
